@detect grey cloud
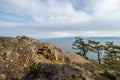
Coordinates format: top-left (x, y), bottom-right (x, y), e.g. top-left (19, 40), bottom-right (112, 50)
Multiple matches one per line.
top-left (0, 0), bottom-right (120, 38)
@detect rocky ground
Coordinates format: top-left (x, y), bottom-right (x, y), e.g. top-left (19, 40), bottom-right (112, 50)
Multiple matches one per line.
top-left (0, 36), bottom-right (119, 80)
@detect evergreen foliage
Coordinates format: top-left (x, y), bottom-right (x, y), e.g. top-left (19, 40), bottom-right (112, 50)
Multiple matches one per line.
top-left (72, 37), bottom-right (89, 58)
top-left (88, 40), bottom-right (103, 64)
top-left (104, 41), bottom-right (120, 69)
top-left (73, 37), bottom-right (120, 68)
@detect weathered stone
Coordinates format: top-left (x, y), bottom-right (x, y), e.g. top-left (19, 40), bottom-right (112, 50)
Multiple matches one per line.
top-left (0, 36), bottom-right (100, 80)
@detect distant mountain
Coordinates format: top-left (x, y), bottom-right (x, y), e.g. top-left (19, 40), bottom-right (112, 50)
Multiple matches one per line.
top-left (41, 37), bottom-right (75, 40)
top-left (41, 37), bottom-right (120, 40)
top-left (85, 37), bottom-right (120, 40)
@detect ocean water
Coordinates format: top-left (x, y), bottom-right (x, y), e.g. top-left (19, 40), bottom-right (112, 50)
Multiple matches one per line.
top-left (41, 37), bottom-right (120, 60)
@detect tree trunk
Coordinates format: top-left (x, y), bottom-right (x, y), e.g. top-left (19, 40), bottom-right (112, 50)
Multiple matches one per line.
top-left (114, 53), bottom-right (117, 61)
top-left (98, 51), bottom-right (101, 64)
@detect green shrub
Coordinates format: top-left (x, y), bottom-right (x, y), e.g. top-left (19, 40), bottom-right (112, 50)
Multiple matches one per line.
top-left (31, 63), bottom-right (39, 71)
top-left (104, 60), bottom-right (120, 69)
top-left (96, 75), bottom-right (110, 80)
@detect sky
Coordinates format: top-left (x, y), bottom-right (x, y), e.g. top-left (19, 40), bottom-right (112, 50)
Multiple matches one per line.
top-left (0, 0), bottom-right (120, 39)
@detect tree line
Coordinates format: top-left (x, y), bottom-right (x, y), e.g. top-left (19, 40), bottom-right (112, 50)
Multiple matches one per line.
top-left (72, 37), bottom-right (120, 69)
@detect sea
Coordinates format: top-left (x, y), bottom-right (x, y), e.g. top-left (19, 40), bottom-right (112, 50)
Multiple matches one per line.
top-left (41, 37), bottom-right (120, 60)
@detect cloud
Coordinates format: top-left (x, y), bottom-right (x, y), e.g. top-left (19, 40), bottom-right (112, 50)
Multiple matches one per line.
top-left (74, 31), bottom-right (120, 37)
top-left (94, 0), bottom-right (120, 16)
top-left (0, 0), bottom-right (120, 38)
top-left (17, 31), bottom-right (120, 39)
top-left (27, 31), bottom-right (74, 39)
top-left (0, 0), bottom-right (91, 23)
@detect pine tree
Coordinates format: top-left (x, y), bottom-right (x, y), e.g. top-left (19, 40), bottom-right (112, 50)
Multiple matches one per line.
top-left (104, 42), bottom-right (114, 60)
top-left (104, 41), bottom-right (120, 69)
top-left (72, 37), bottom-right (89, 58)
top-left (88, 40), bottom-right (103, 64)
top-left (104, 41), bottom-right (120, 61)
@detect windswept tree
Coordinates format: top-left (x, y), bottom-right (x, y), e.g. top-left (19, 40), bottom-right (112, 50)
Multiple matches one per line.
top-left (104, 41), bottom-right (120, 68)
top-left (104, 41), bottom-right (120, 61)
top-left (88, 40), bottom-right (103, 64)
top-left (113, 45), bottom-right (120, 61)
top-left (72, 37), bottom-right (89, 58)
top-left (104, 42), bottom-right (114, 60)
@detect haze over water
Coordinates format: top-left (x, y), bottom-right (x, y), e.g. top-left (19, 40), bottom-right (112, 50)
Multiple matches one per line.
top-left (42, 37), bottom-right (120, 60)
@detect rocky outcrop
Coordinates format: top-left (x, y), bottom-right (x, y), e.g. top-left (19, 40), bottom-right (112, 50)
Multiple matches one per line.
top-left (0, 36), bottom-right (101, 80)
top-left (24, 63), bottom-right (83, 80)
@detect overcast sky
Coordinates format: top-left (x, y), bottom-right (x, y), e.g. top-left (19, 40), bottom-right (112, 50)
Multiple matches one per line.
top-left (0, 0), bottom-right (120, 39)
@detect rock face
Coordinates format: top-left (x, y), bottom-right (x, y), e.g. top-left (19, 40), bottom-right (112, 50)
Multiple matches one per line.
top-left (0, 36), bottom-right (99, 80)
top-left (24, 63), bottom-right (83, 80)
